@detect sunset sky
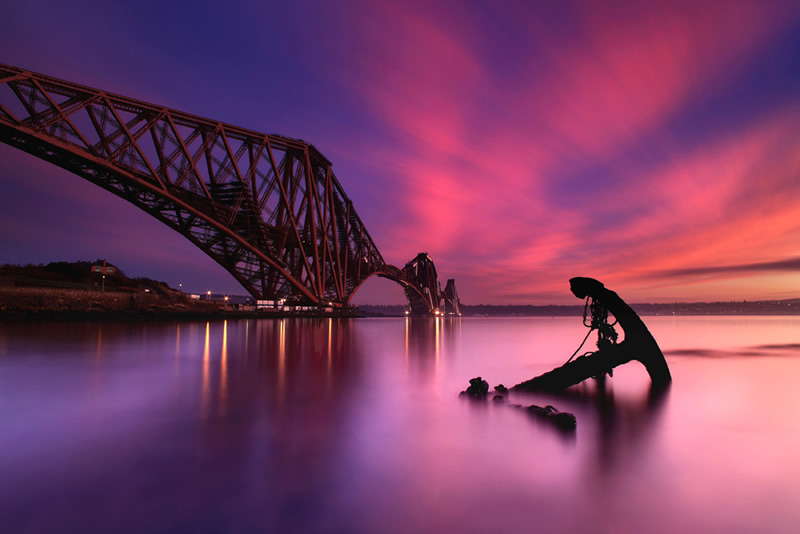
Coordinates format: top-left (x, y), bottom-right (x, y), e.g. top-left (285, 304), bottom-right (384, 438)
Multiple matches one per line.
top-left (2, 0), bottom-right (800, 304)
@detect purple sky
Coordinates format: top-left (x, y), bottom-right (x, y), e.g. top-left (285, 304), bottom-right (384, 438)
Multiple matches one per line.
top-left (2, 0), bottom-right (800, 304)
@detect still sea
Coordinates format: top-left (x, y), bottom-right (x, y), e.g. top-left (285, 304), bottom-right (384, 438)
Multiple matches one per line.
top-left (1, 316), bottom-right (799, 533)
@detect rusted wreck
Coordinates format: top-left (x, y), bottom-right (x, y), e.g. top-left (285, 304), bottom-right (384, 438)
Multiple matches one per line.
top-left (514, 277), bottom-right (671, 392)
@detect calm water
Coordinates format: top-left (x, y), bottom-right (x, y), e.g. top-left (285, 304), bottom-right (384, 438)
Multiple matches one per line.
top-left (1, 316), bottom-right (800, 533)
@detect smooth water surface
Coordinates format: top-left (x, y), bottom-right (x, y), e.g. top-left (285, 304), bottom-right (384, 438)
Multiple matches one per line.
top-left (1, 316), bottom-right (800, 533)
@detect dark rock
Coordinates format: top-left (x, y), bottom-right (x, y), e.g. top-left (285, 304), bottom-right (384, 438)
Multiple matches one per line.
top-left (526, 404), bottom-right (577, 431)
top-left (462, 376), bottom-right (490, 398)
top-left (492, 394), bottom-right (505, 402)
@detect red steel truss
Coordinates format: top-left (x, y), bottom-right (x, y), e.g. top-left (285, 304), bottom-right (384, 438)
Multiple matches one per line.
top-left (0, 63), bottom-right (457, 311)
top-left (400, 253), bottom-right (442, 315)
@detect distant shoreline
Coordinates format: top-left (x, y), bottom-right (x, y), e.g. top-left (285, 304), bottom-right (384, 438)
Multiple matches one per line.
top-left (0, 310), bottom-right (361, 322)
top-left (358, 300), bottom-right (800, 317)
top-left (0, 287), bottom-right (359, 321)
top-left (3, 287), bottom-right (800, 322)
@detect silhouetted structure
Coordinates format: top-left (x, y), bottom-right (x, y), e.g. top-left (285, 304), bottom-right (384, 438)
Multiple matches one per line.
top-left (90, 259), bottom-right (117, 275)
top-left (442, 278), bottom-right (461, 316)
top-left (514, 277), bottom-right (671, 391)
top-left (400, 253), bottom-right (442, 315)
top-left (0, 63), bottom-right (458, 315)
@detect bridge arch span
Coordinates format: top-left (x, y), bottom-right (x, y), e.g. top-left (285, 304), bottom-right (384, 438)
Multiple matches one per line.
top-left (0, 63), bottom-right (457, 314)
top-left (347, 266), bottom-right (428, 308)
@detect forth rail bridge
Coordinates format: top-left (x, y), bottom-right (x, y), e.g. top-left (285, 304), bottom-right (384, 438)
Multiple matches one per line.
top-left (0, 63), bottom-right (460, 316)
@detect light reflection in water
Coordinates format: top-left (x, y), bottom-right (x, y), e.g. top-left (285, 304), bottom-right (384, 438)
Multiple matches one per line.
top-left (435, 316), bottom-right (441, 380)
top-left (1, 317), bottom-right (800, 533)
top-left (327, 318), bottom-right (333, 383)
top-left (244, 319), bottom-right (249, 362)
top-left (278, 318), bottom-right (286, 400)
top-left (404, 316), bottom-right (409, 374)
top-left (220, 320), bottom-right (228, 412)
top-left (175, 324), bottom-right (180, 360)
top-left (403, 317), bottom-right (454, 381)
top-left (202, 321), bottom-right (210, 418)
top-left (95, 326), bottom-right (103, 360)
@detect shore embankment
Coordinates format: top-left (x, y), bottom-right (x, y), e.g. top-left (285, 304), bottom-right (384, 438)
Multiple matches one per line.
top-left (0, 286), bottom-right (231, 320)
top-left (0, 287), bottom-right (361, 321)
top-left (0, 262), bottom-right (368, 320)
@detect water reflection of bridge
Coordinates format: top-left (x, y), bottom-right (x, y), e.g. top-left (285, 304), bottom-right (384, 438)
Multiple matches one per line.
top-left (0, 64), bottom-right (460, 315)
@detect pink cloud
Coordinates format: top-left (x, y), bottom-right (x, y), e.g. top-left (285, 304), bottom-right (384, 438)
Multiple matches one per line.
top-left (7, 0), bottom-right (798, 305)
top-left (443, 107), bottom-right (800, 304)
top-left (527, 0), bottom-right (786, 157)
top-left (320, 1), bottom-right (800, 303)
top-left (557, 112), bottom-right (800, 300)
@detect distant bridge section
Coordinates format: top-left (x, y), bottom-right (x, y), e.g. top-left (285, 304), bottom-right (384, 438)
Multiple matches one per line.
top-left (0, 63), bottom-right (458, 314)
top-left (400, 253), bottom-right (442, 315)
top-left (442, 279), bottom-right (461, 316)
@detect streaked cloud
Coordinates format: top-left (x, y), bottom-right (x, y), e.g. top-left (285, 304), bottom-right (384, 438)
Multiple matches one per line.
top-left (2, 0), bottom-right (800, 303)
top-left (317, 0), bottom-right (800, 303)
top-left (652, 257), bottom-right (800, 279)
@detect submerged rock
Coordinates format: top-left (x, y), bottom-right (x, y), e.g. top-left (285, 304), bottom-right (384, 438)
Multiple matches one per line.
top-left (526, 405), bottom-right (577, 431)
top-left (462, 377), bottom-right (490, 398)
top-left (460, 378), bottom-right (576, 430)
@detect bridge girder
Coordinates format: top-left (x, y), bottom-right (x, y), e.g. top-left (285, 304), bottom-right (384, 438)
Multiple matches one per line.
top-left (400, 253), bottom-right (443, 316)
top-left (442, 278), bottom-right (462, 316)
top-left (0, 64), bottom-right (458, 313)
top-left (0, 64), bottom-right (384, 305)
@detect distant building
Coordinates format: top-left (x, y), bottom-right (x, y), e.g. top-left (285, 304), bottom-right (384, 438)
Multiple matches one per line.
top-left (91, 260), bottom-right (117, 275)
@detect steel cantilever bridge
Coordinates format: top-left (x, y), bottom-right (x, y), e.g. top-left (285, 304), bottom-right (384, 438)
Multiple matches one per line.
top-left (0, 64), bottom-right (460, 316)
